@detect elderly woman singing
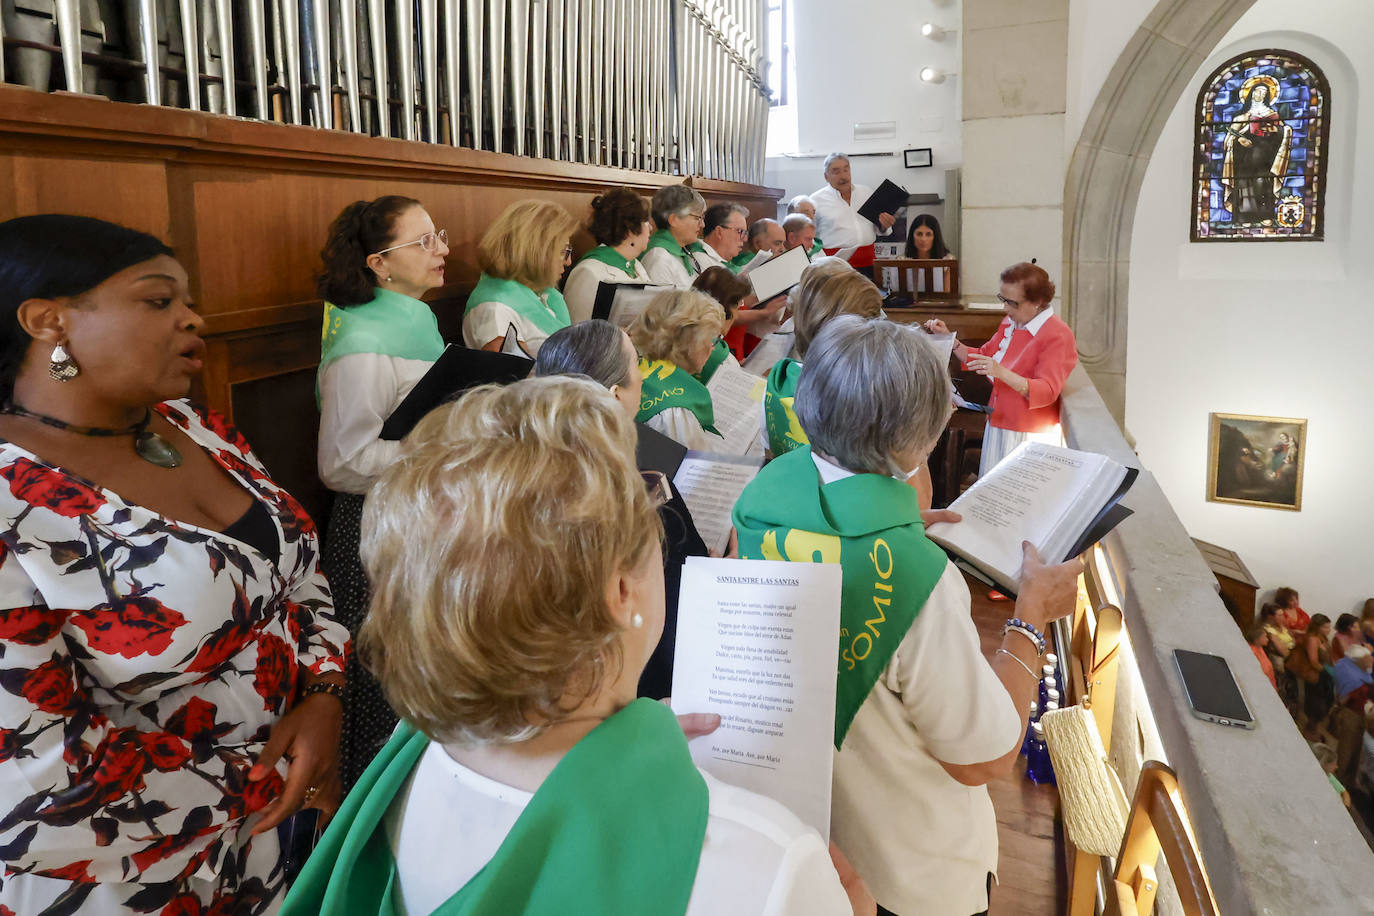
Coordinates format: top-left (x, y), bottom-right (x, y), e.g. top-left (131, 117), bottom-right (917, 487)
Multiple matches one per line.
top-left (733, 317), bottom-right (1081, 916)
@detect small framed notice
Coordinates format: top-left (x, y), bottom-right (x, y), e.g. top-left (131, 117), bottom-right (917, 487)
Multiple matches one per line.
top-left (904, 147), bottom-right (933, 168)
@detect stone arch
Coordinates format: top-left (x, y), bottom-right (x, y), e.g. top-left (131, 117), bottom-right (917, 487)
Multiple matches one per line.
top-left (1062, 0), bottom-right (1259, 423)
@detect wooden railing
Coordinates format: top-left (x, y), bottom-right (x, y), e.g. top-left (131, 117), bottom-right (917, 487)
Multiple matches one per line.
top-left (1052, 365), bottom-right (1374, 914)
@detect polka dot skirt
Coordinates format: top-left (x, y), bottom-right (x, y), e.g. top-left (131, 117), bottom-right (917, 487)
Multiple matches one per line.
top-left (322, 492), bottom-right (398, 791)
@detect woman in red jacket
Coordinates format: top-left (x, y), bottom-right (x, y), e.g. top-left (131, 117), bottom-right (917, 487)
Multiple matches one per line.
top-left (928, 262), bottom-right (1078, 476)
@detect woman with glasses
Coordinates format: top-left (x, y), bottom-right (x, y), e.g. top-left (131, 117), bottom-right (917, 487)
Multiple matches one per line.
top-left (641, 184), bottom-right (708, 287)
top-left (532, 319), bottom-right (709, 699)
top-left (316, 194), bottom-right (449, 788)
top-left (924, 262), bottom-right (1078, 476)
top-left (629, 289), bottom-right (725, 451)
top-left (562, 187), bottom-right (655, 323)
top-left (462, 200), bottom-right (579, 356)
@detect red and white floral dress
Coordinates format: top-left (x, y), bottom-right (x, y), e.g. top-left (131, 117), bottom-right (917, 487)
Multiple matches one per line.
top-left (0, 401), bottom-right (348, 915)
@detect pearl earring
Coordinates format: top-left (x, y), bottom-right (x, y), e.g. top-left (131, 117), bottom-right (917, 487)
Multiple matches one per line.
top-left (631, 613), bottom-right (644, 629)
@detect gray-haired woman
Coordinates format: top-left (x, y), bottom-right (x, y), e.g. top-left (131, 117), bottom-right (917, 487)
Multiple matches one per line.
top-left (732, 316), bottom-right (1082, 916)
top-left (641, 184), bottom-right (708, 287)
top-left (533, 320), bottom-right (710, 699)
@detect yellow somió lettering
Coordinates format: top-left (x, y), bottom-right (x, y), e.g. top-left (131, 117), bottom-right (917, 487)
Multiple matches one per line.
top-left (781, 528), bottom-right (841, 564)
top-left (867, 596), bottom-right (890, 638)
top-left (868, 538), bottom-right (893, 579)
top-left (850, 631), bottom-right (873, 661)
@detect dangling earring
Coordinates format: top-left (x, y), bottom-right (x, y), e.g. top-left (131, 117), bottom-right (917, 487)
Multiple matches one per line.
top-left (631, 613), bottom-right (644, 629)
top-left (48, 344), bottom-right (79, 382)
top-left (384, 275), bottom-right (392, 282)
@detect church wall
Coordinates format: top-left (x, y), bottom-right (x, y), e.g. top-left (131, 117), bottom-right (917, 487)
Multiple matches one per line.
top-left (762, 0), bottom-right (963, 223)
top-left (1065, 0), bottom-right (1159, 156)
top-left (1125, 0), bottom-right (1370, 616)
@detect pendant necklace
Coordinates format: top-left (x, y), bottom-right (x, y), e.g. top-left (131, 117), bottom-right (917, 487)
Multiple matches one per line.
top-left (1, 404), bottom-right (183, 469)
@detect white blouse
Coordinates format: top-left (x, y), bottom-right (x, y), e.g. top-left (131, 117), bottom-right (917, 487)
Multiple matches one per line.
top-left (641, 245), bottom-right (699, 288)
top-left (317, 351), bottom-right (434, 494)
top-left (812, 453), bottom-right (1023, 916)
top-left (562, 256), bottom-right (652, 323)
top-left (384, 742), bottom-right (854, 916)
top-left (462, 298), bottom-right (559, 355)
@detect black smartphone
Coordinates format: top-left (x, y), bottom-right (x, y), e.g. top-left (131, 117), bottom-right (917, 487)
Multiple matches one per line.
top-left (1173, 649), bottom-right (1256, 729)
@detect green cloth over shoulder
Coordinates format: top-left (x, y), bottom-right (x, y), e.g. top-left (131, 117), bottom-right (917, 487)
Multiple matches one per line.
top-left (807, 238), bottom-right (825, 258)
top-left (317, 287), bottom-right (445, 406)
top-left (466, 273), bottom-right (570, 338)
top-left (763, 357), bottom-right (807, 456)
top-left (636, 358), bottom-right (719, 436)
top-left (733, 446), bottom-right (947, 747)
top-left (646, 229), bottom-right (696, 275)
top-left (578, 245), bottom-right (640, 278)
top-left (280, 699), bottom-right (709, 916)
top-left (727, 250), bottom-right (754, 272)
top-left (693, 339), bottom-right (731, 385)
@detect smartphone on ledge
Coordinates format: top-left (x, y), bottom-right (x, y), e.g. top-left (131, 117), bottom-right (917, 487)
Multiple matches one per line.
top-left (1173, 648), bottom-right (1256, 729)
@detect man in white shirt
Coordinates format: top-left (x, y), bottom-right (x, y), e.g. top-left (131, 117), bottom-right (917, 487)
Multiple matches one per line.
top-left (693, 202), bottom-right (749, 272)
top-left (810, 153), bottom-right (896, 271)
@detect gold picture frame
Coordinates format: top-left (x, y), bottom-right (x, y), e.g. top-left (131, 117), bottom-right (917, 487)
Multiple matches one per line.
top-left (1206, 413), bottom-right (1307, 511)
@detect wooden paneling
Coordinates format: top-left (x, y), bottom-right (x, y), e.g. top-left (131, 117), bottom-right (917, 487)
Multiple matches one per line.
top-left (0, 85), bottom-right (783, 525)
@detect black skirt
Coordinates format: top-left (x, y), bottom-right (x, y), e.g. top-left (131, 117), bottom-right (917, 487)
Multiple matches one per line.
top-left (322, 492), bottom-right (398, 791)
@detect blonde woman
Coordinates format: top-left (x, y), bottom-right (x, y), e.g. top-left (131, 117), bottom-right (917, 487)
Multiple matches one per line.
top-left (629, 289), bottom-right (725, 450)
top-left (462, 200), bottom-right (580, 355)
top-left (761, 265), bottom-right (881, 458)
top-left (281, 377), bottom-right (867, 916)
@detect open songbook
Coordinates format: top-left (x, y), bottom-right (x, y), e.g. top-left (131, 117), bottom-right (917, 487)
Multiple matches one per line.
top-left (924, 442), bottom-right (1139, 595)
top-left (592, 282), bottom-right (673, 328)
top-left (637, 424), bottom-right (762, 556)
top-left (704, 362), bottom-right (768, 458)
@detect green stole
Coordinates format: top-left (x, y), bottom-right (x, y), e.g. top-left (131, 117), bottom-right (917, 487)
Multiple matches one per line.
top-left (727, 250), bottom-right (754, 273)
top-left (578, 245), bottom-right (641, 279)
top-left (693, 339), bottom-right (730, 385)
top-left (636, 358), bottom-right (719, 436)
top-left (763, 357), bottom-right (808, 456)
top-left (808, 238), bottom-right (825, 258)
top-left (466, 274), bottom-right (571, 337)
top-left (280, 700), bottom-right (709, 916)
top-left (732, 447), bottom-right (947, 747)
top-left (317, 287), bottom-right (446, 406)
top-left (646, 229), bottom-right (696, 275)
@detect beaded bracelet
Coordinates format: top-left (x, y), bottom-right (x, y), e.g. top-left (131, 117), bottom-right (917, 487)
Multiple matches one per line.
top-left (1002, 617), bottom-right (1046, 656)
top-left (301, 680), bottom-right (345, 703)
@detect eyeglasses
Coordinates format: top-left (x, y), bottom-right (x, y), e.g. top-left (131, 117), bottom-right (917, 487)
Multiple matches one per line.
top-left (641, 470), bottom-right (672, 509)
top-left (563, 245), bottom-right (575, 260)
top-left (687, 212), bottom-right (705, 224)
top-left (996, 293), bottom-right (1022, 307)
top-left (374, 228), bottom-right (448, 256)
top-left (733, 227), bottom-right (748, 238)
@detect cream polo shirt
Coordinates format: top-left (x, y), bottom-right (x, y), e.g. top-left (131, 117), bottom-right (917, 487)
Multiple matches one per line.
top-left (811, 453), bottom-right (1023, 916)
top-left (641, 244), bottom-right (699, 288)
top-left (317, 352), bottom-right (432, 494)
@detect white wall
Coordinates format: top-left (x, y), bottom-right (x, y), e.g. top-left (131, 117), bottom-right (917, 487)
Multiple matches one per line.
top-left (1065, 0), bottom-right (1157, 155)
top-left (1126, 0), bottom-right (1372, 617)
top-left (763, 0), bottom-right (963, 220)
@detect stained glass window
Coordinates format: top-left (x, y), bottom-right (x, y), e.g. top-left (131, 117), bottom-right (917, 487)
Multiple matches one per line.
top-left (1192, 50), bottom-right (1329, 241)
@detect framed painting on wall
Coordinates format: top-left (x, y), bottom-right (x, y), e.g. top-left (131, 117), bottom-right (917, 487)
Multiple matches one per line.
top-left (1207, 413), bottom-right (1307, 511)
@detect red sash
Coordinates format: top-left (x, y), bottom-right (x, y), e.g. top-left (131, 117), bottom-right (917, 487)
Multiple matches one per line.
top-left (823, 243), bottom-right (876, 268)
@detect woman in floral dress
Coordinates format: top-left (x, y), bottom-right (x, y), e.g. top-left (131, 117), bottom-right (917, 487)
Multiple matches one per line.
top-left (0, 215), bottom-right (348, 914)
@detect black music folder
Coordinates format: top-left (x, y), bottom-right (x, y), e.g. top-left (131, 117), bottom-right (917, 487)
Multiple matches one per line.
top-left (635, 423), bottom-right (689, 477)
top-left (379, 344), bottom-right (533, 440)
top-left (857, 179), bottom-right (909, 224)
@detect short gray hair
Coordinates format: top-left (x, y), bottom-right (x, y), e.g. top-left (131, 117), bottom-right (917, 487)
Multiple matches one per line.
top-left (651, 184), bottom-right (707, 229)
top-left (781, 213), bottom-right (814, 235)
top-left (822, 153), bottom-right (849, 174)
top-left (795, 316), bottom-right (951, 477)
top-left (786, 195), bottom-right (814, 214)
top-left (533, 319), bottom-right (632, 389)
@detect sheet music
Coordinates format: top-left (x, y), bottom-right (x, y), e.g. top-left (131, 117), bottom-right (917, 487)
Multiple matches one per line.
top-left (671, 557), bottom-right (842, 841)
top-left (925, 332), bottom-right (955, 362)
top-left (671, 452), bottom-right (762, 556)
top-left (741, 332), bottom-right (795, 377)
top-left (737, 250), bottom-right (774, 276)
top-left (747, 246), bottom-right (810, 302)
top-left (707, 363), bottom-right (768, 456)
top-left (833, 246), bottom-right (859, 263)
top-left (500, 324), bottom-right (532, 359)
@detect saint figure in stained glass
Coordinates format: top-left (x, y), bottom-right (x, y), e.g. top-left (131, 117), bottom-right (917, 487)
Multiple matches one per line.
top-left (1193, 50), bottom-right (1328, 241)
